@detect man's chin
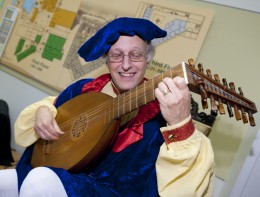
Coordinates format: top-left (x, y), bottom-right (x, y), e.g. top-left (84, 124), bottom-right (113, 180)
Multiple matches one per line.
top-left (118, 84), bottom-right (137, 92)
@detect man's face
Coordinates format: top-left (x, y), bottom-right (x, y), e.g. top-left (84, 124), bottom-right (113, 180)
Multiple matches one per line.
top-left (106, 35), bottom-right (149, 92)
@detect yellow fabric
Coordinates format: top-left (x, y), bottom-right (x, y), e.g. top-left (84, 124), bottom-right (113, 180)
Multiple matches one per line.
top-left (14, 85), bottom-right (215, 197)
top-left (156, 129), bottom-right (215, 196)
top-left (14, 96), bottom-right (57, 147)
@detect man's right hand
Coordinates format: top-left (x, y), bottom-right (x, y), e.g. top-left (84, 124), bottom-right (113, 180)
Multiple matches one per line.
top-left (34, 106), bottom-right (64, 140)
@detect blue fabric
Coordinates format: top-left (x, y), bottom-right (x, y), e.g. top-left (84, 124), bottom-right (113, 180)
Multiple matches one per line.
top-left (78, 17), bottom-right (167, 62)
top-left (54, 78), bottom-right (94, 107)
top-left (16, 144), bottom-right (34, 190)
top-left (53, 114), bottom-right (165, 196)
top-left (16, 79), bottom-right (166, 196)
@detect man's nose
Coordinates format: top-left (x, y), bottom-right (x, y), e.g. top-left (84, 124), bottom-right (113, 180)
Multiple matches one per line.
top-left (121, 55), bottom-right (132, 70)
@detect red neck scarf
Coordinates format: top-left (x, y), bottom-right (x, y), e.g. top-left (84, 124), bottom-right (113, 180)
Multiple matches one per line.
top-left (81, 74), bottom-right (160, 152)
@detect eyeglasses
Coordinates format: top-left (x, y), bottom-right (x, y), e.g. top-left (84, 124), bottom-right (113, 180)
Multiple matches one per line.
top-left (107, 51), bottom-right (147, 63)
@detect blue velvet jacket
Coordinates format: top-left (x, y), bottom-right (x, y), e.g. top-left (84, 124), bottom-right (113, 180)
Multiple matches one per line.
top-left (16, 77), bottom-right (165, 197)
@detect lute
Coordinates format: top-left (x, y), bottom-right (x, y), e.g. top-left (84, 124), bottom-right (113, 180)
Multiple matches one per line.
top-left (31, 59), bottom-right (257, 172)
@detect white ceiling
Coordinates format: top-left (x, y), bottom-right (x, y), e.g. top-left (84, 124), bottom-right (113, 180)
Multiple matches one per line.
top-left (201, 0), bottom-right (260, 13)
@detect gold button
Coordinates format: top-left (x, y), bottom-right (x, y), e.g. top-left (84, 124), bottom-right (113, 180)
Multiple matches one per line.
top-left (168, 134), bottom-right (175, 141)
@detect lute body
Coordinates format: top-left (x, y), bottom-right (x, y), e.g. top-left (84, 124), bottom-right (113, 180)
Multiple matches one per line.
top-left (31, 92), bottom-right (120, 172)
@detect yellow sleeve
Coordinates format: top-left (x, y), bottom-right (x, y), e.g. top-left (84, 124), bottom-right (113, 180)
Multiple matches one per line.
top-left (14, 96), bottom-right (57, 147)
top-left (156, 118), bottom-right (215, 197)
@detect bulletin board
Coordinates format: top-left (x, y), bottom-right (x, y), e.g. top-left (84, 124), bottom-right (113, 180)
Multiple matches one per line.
top-left (0, 0), bottom-right (214, 91)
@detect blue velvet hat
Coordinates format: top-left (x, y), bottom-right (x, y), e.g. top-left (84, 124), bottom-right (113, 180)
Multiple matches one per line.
top-left (78, 17), bottom-right (167, 62)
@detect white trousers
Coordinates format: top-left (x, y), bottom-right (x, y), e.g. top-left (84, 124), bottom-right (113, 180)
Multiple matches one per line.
top-left (0, 167), bottom-right (68, 197)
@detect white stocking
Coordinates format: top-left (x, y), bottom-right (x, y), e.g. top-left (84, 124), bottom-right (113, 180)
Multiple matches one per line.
top-left (19, 167), bottom-right (68, 197)
top-left (0, 169), bottom-right (18, 197)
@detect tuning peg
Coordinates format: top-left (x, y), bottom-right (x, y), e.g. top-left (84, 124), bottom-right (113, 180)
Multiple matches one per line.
top-left (218, 101), bottom-right (225, 114)
top-left (196, 79), bottom-right (207, 100)
top-left (248, 111), bottom-right (256, 126)
top-left (213, 74), bottom-right (225, 114)
top-left (210, 95), bottom-right (218, 112)
top-left (241, 108), bottom-right (248, 124)
top-left (226, 102), bottom-right (234, 117)
top-left (196, 79), bottom-right (208, 109)
top-left (229, 82), bottom-right (242, 120)
top-left (222, 78), bottom-right (234, 117)
top-left (188, 58), bottom-right (195, 68)
top-left (237, 87), bottom-right (248, 123)
top-left (238, 87), bottom-right (244, 96)
top-left (215, 96), bottom-right (225, 115)
top-left (200, 85), bottom-right (208, 109)
top-left (228, 82), bottom-right (241, 120)
top-left (198, 63), bottom-right (204, 73)
top-left (238, 94), bottom-right (247, 122)
top-left (229, 82), bottom-right (236, 91)
top-left (234, 105), bottom-right (242, 120)
top-left (206, 69), bottom-right (212, 78)
top-left (205, 69), bottom-right (217, 111)
top-left (201, 99), bottom-right (208, 109)
top-left (214, 74), bottom-right (220, 82)
top-left (222, 78), bottom-right (228, 87)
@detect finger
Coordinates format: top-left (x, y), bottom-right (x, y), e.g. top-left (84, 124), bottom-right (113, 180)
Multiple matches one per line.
top-left (45, 131), bottom-right (59, 140)
top-left (35, 128), bottom-right (54, 140)
top-left (40, 126), bottom-right (59, 140)
top-left (158, 82), bottom-right (170, 95)
top-left (155, 87), bottom-right (166, 101)
top-left (163, 77), bottom-right (187, 94)
top-left (52, 121), bottom-right (64, 135)
top-left (172, 77), bottom-right (188, 90)
top-left (161, 78), bottom-right (179, 97)
top-left (35, 124), bottom-right (59, 140)
top-left (43, 122), bottom-right (60, 137)
top-left (36, 130), bottom-right (48, 140)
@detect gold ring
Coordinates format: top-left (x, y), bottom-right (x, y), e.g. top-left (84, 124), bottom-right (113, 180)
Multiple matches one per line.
top-left (162, 89), bottom-right (168, 95)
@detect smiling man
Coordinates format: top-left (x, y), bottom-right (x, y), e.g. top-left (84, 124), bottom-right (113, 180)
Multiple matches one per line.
top-left (0, 17), bottom-right (215, 196)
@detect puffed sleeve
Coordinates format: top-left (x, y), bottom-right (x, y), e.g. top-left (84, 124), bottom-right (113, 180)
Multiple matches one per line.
top-left (156, 115), bottom-right (215, 197)
top-left (14, 96), bottom-right (57, 147)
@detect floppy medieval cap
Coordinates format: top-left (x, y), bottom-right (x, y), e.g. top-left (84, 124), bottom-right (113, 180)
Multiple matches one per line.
top-left (78, 17), bottom-right (167, 62)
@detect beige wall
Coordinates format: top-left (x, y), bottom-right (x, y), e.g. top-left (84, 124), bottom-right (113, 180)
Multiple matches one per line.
top-left (173, 0), bottom-right (260, 195)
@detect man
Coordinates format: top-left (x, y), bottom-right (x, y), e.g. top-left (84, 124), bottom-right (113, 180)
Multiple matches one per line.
top-left (0, 17), bottom-right (214, 196)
